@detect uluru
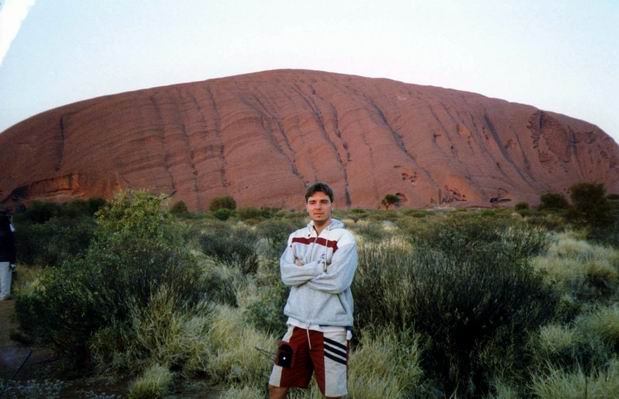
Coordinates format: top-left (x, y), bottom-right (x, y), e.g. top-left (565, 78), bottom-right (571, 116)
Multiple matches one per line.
top-left (1, 69), bottom-right (617, 210)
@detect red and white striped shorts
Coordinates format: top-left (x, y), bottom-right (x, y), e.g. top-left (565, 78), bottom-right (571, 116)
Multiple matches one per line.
top-left (269, 326), bottom-right (349, 397)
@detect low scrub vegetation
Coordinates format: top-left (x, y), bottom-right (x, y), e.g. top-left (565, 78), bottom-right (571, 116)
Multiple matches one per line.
top-left (7, 185), bottom-right (619, 398)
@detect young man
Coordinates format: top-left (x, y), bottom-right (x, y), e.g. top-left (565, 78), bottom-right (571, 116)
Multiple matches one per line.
top-left (268, 182), bottom-right (358, 399)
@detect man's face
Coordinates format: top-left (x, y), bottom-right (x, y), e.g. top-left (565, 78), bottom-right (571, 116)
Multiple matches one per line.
top-left (306, 191), bottom-right (333, 224)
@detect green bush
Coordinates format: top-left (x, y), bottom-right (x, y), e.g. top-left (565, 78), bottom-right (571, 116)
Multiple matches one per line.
top-left (515, 202), bottom-right (529, 211)
top-left (243, 259), bottom-right (288, 335)
top-left (354, 222), bottom-right (556, 397)
top-left (14, 198), bottom-right (105, 225)
top-left (169, 200), bottom-right (189, 215)
top-left (209, 195), bottom-right (237, 212)
top-left (382, 194), bottom-right (401, 210)
top-left (14, 190), bottom-right (208, 368)
top-left (237, 207), bottom-right (279, 220)
top-left (409, 214), bottom-right (549, 264)
top-left (569, 182), bottom-right (613, 228)
top-left (14, 216), bottom-right (96, 265)
top-left (213, 208), bottom-right (234, 221)
top-left (539, 192), bottom-right (570, 211)
top-left (198, 222), bottom-right (258, 273)
top-left (90, 286), bottom-right (212, 376)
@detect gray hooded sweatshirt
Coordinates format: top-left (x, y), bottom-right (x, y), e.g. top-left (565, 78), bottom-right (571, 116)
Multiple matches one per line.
top-left (280, 219), bottom-right (358, 327)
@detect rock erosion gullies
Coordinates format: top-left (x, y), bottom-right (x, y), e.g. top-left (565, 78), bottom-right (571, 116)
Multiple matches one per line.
top-left (1, 69), bottom-right (618, 210)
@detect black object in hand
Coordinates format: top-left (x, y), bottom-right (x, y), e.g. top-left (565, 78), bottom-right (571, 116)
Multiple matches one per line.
top-left (276, 342), bottom-right (293, 368)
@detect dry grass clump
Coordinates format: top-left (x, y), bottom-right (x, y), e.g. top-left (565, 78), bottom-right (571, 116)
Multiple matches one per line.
top-left (486, 380), bottom-right (520, 399)
top-left (537, 324), bottom-right (580, 357)
top-left (219, 386), bottom-right (264, 399)
top-left (531, 358), bottom-right (619, 399)
top-left (347, 330), bottom-right (423, 399)
top-left (547, 234), bottom-right (596, 261)
top-left (90, 286), bottom-right (211, 377)
top-left (576, 305), bottom-right (619, 350)
top-left (533, 233), bottom-right (619, 301)
top-left (127, 363), bottom-right (173, 399)
top-left (205, 304), bottom-right (275, 387)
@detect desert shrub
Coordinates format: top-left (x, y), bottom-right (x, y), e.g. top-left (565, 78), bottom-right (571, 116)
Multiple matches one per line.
top-left (209, 195), bottom-right (237, 212)
top-left (354, 224), bottom-right (557, 397)
top-left (382, 193), bottom-right (401, 210)
top-left (531, 358), bottom-right (619, 399)
top-left (569, 182), bottom-right (613, 228)
top-left (524, 212), bottom-right (568, 231)
top-left (14, 215), bottom-right (96, 265)
top-left (127, 363), bottom-right (173, 399)
top-left (255, 219), bottom-right (298, 251)
top-left (529, 323), bottom-right (608, 373)
top-left (205, 305), bottom-right (275, 387)
top-left (575, 305), bottom-right (619, 353)
top-left (237, 207), bottom-right (279, 220)
top-left (515, 202), bottom-right (531, 217)
top-left (539, 192), bottom-right (570, 211)
top-left (243, 259), bottom-right (288, 335)
top-left (16, 201), bottom-right (63, 223)
top-left (409, 214), bottom-right (549, 264)
top-left (14, 198), bottom-right (105, 225)
top-left (533, 234), bottom-right (619, 303)
top-left (63, 198), bottom-right (106, 218)
top-left (347, 329), bottom-right (423, 399)
top-left (199, 260), bottom-right (241, 307)
top-left (213, 208), bottom-right (234, 221)
top-left (90, 286), bottom-right (211, 375)
top-left (351, 221), bottom-right (389, 243)
top-left (198, 222), bottom-right (258, 273)
top-left (14, 190), bottom-right (208, 367)
top-left (515, 202), bottom-right (529, 211)
top-left (169, 200), bottom-right (189, 215)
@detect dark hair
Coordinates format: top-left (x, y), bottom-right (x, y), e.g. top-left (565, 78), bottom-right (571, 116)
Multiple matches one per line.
top-left (305, 182), bottom-right (334, 203)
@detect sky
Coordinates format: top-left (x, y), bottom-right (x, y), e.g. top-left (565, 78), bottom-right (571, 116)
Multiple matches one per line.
top-left (1, 0), bottom-right (618, 144)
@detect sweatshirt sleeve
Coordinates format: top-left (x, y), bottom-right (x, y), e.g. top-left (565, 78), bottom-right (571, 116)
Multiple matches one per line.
top-left (280, 233), bottom-right (322, 287)
top-left (305, 234), bottom-right (357, 294)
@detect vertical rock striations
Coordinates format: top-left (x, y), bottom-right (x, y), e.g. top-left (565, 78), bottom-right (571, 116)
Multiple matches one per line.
top-left (1, 69), bottom-right (617, 209)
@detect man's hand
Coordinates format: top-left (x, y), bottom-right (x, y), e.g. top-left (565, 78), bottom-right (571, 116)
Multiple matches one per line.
top-left (294, 258), bottom-right (303, 267)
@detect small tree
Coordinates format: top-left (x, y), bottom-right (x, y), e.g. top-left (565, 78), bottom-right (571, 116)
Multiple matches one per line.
top-left (170, 200), bottom-right (189, 215)
top-left (514, 201), bottom-right (530, 216)
top-left (538, 192), bottom-right (569, 211)
top-left (569, 182), bottom-right (613, 228)
top-left (514, 202), bottom-right (529, 211)
top-left (382, 194), bottom-right (401, 210)
top-left (209, 196), bottom-right (237, 212)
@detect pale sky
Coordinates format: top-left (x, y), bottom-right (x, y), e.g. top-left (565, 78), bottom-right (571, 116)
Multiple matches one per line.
top-left (1, 0), bottom-right (618, 144)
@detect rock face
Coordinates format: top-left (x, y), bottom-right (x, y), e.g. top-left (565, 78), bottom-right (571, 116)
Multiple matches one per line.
top-left (1, 69), bottom-right (618, 210)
